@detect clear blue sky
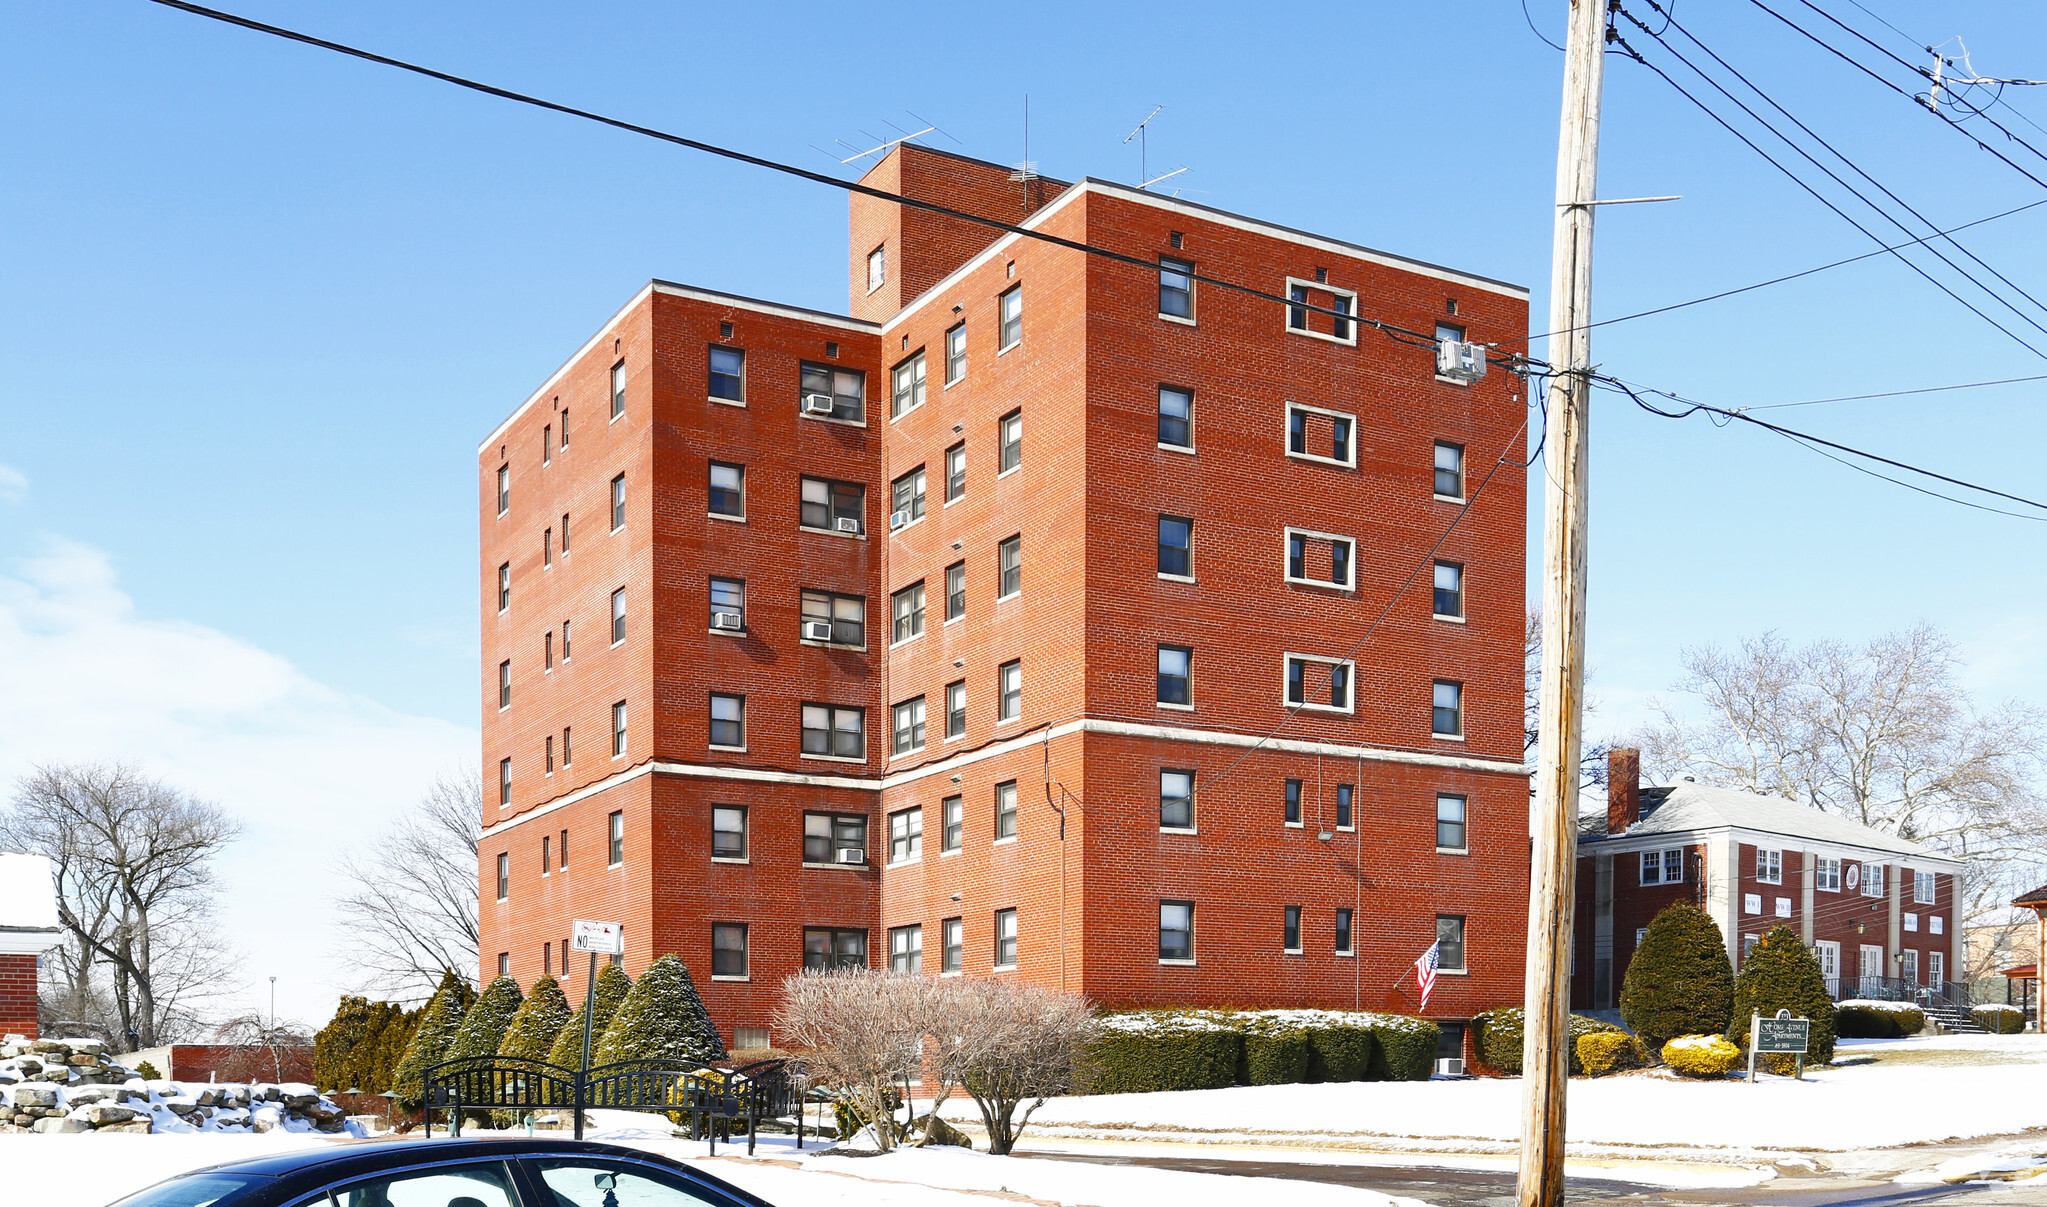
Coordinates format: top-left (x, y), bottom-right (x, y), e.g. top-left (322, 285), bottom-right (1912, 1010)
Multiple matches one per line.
top-left (5, 0), bottom-right (2045, 1023)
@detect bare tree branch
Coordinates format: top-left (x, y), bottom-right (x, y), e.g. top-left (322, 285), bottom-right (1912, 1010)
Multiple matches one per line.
top-left (330, 769), bottom-right (480, 1000)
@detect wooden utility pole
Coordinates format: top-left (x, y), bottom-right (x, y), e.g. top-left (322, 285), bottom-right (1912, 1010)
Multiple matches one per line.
top-left (1519, 2), bottom-right (1607, 1206)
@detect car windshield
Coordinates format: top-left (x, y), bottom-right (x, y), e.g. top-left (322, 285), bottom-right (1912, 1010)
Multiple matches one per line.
top-left (109, 1175), bottom-right (271, 1207)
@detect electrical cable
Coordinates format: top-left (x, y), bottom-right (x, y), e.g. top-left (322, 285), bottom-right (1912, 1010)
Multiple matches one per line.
top-left (1741, 373), bottom-right (2047, 410)
top-left (1522, 0), bottom-right (1566, 51)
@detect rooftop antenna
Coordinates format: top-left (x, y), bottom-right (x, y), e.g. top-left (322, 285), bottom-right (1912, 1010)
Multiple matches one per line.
top-left (1123, 104), bottom-right (1164, 186)
top-left (1010, 94), bottom-right (1037, 183)
top-left (838, 124), bottom-right (937, 165)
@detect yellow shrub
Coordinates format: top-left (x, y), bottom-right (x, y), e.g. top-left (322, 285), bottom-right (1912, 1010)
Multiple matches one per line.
top-left (1660, 1034), bottom-right (1740, 1078)
top-left (1574, 1030), bottom-right (1639, 1077)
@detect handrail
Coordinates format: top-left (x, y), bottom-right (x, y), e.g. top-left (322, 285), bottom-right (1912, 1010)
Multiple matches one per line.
top-left (420, 1055), bottom-right (807, 1153)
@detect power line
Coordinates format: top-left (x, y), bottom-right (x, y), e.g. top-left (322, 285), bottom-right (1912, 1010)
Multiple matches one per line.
top-left (1742, 373), bottom-right (2047, 410)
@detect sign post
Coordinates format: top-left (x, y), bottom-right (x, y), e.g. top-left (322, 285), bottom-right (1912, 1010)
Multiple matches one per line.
top-left (1747, 1009), bottom-right (1811, 1082)
top-left (569, 919), bottom-right (624, 1139)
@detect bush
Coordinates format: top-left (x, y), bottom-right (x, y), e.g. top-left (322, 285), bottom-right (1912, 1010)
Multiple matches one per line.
top-left (446, 975), bottom-right (524, 1063)
top-left (1973, 1004), bottom-right (2026, 1034)
top-left (595, 954), bottom-right (726, 1068)
top-left (546, 963), bottom-right (632, 1071)
top-left (1471, 1007), bottom-right (1620, 1076)
top-left (1240, 1023), bottom-right (1311, 1086)
top-left (1622, 902), bottom-right (1735, 1054)
top-left (1729, 925), bottom-right (1837, 1065)
top-left (498, 975), bottom-right (572, 1062)
top-left (1303, 1024), bottom-right (1377, 1083)
top-left (1080, 1013), bottom-right (1241, 1094)
top-left (393, 970), bottom-right (475, 1109)
top-left (1835, 1001), bottom-right (1925, 1039)
top-left (1574, 1031), bottom-right (1640, 1077)
top-left (1363, 1014), bottom-right (1440, 1082)
top-left (132, 1060), bottom-right (162, 1081)
top-left (1661, 1034), bottom-right (1740, 1078)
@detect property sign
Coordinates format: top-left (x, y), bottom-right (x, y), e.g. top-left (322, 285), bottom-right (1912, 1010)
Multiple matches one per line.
top-left (570, 919), bottom-right (623, 955)
top-left (1754, 1014), bottom-right (1810, 1053)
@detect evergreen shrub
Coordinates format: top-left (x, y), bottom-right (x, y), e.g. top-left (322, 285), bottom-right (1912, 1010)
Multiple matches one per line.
top-left (133, 1061), bottom-right (162, 1081)
top-left (446, 975), bottom-right (525, 1062)
top-left (1661, 1034), bottom-right (1740, 1078)
top-left (1470, 1007), bottom-right (1620, 1076)
top-left (393, 970), bottom-right (476, 1108)
top-left (1574, 1030), bottom-right (1639, 1077)
top-left (594, 954), bottom-right (727, 1068)
top-left (1727, 925), bottom-right (1836, 1066)
top-left (1621, 902), bottom-right (1735, 1054)
top-left (314, 996), bottom-right (373, 1092)
top-left (1365, 1014), bottom-right (1441, 1082)
top-left (1302, 1023), bottom-right (1377, 1083)
top-left (1079, 1013), bottom-right (1240, 1094)
top-left (498, 975), bottom-right (573, 1063)
top-left (1973, 1004), bottom-right (2026, 1034)
top-left (1239, 1023), bottom-right (1310, 1086)
top-left (1834, 1002), bottom-right (1925, 1038)
top-left (547, 963), bottom-right (632, 1071)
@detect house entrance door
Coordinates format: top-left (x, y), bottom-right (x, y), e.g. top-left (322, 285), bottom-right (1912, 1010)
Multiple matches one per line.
top-left (1860, 944), bottom-right (1885, 995)
top-left (1814, 940), bottom-right (1840, 997)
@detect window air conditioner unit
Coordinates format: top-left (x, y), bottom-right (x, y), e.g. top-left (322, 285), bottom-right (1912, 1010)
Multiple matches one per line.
top-left (836, 847), bottom-right (867, 864)
top-left (802, 621), bottom-right (834, 642)
top-left (1436, 340), bottom-right (1488, 383)
top-left (803, 393), bottom-right (836, 415)
top-left (835, 516), bottom-right (863, 534)
top-left (1434, 1057), bottom-right (1465, 1077)
top-left (710, 611), bottom-right (744, 631)
top-left (889, 510), bottom-right (912, 530)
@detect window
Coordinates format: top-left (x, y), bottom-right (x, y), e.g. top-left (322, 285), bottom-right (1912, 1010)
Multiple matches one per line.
top-left (999, 285), bottom-right (1023, 349)
top-left (889, 924), bottom-right (923, 972)
top-left (1432, 680), bottom-right (1463, 737)
top-left (891, 351), bottom-right (927, 419)
top-left (709, 693), bottom-right (745, 749)
top-left (543, 527), bottom-right (553, 569)
top-left (610, 473), bottom-right (627, 530)
top-left (945, 561), bottom-right (966, 621)
top-left (1862, 863), bottom-right (1886, 899)
top-left (708, 462), bottom-right (744, 518)
top-left (892, 696), bottom-right (927, 754)
top-left (1159, 257), bottom-right (1194, 319)
top-left (1931, 914), bottom-right (1944, 935)
top-left (1433, 562), bottom-right (1464, 618)
top-left (998, 535), bottom-right (1022, 597)
top-left (559, 411), bottom-right (569, 450)
top-left (891, 582), bottom-right (927, 644)
top-left (1285, 402), bottom-right (1357, 468)
top-left (1914, 870), bottom-right (1935, 904)
top-left (1930, 950), bottom-right (1946, 985)
top-left (497, 563), bottom-right (511, 612)
top-left (1816, 857), bottom-right (1842, 892)
top-left (1285, 277), bottom-right (1358, 342)
top-left (560, 619), bottom-right (572, 661)
top-left (1434, 323), bottom-right (1467, 380)
top-left (560, 828), bottom-right (568, 868)
top-left (945, 323), bottom-right (967, 384)
top-left (713, 924), bottom-right (748, 978)
top-left (561, 727), bottom-right (571, 767)
top-left (1335, 784), bottom-right (1354, 830)
top-left (496, 464), bottom-right (509, 515)
top-left (1744, 893), bottom-right (1763, 915)
top-left (998, 660), bottom-right (1022, 721)
top-left (1436, 915), bottom-right (1466, 971)
top-left (945, 442), bottom-right (966, 501)
top-left (942, 917), bottom-right (964, 972)
top-left (560, 512), bottom-right (570, 553)
top-left (542, 834), bottom-right (552, 873)
top-left (496, 851), bottom-right (509, 900)
top-left (801, 704), bottom-right (866, 760)
top-left (608, 810), bottom-right (624, 866)
top-left (800, 363), bottom-right (867, 423)
top-left (1157, 386), bottom-right (1193, 449)
top-left (888, 806), bottom-right (924, 864)
top-left (1776, 897), bottom-right (1793, 918)
top-left (945, 680), bottom-right (966, 738)
top-left (1757, 848), bottom-right (1783, 884)
top-left (1901, 948), bottom-right (1919, 985)
top-left (1158, 515), bottom-right (1192, 578)
top-left (610, 361), bottom-right (627, 419)
top-left (1157, 645), bottom-right (1191, 706)
top-left (994, 781), bottom-right (1018, 839)
top-left (611, 700), bottom-right (628, 756)
top-left (542, 425), bottom-right (552, 465)
top-left (999, 410), bottom-right (1023, 473)
top-left (1160, 769), bottom-right (1194, 829)
top-left (941, 795), bottom-right (963, 851)
top-left (710, 577), bottom-right (745, 631)
top-left (1335, 908), bottom-right (1354, 954)
top-left (498, 757), bottom-right (512, 806)
top-left (1285, 779), bottom-right (1302, 825)
top-left (890, 467), bottom-right (927, 527)
top-left (1283, 905), bottom-right (1302, 952)
top-left (801, 590), bottom-right (866, 647)
top-left (708, 346), bottom-right (744, 402)
top-left (1640, 848), bottom-right (1686, 886)
top-left (800, 476), bottom-right (865, 532)
top-left (1285, 529), bottom-right (1355, 589)
top-left (1285, 654), bottom-right (1355, 712)
top-left (804, 813), bottom-right (868, 864)
top-left (1434, 442), bottom-right (1465, 498)
top-left (1904, 912), bottom-right (1918, 932)
top-left (498, 660), bottom-right (512, 709)
top-left (713, 806), bottom-right (747, 860)
top-left (804, 928), bottom-right (867, 970)
top-left (496, 951), bottom-right (510, 978)
top-left (1437, 794), bottom-right (1468, 850)
top-left (610, 588), bottom-right (627, 644)
top-left (867, 245), bottom-right (885, 292)
top-left (1159, 901), bottom-right (1194, 962)
top-left (994, 908), bottom-right (1019, 967)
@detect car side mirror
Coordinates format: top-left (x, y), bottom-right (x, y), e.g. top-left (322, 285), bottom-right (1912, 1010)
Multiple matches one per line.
top-left (593, 1173), bottom-right (617, 1191)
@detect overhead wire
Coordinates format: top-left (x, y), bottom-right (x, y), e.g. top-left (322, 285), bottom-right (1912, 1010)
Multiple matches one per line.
top-left (1741, 373), bottom-right (2047, 410)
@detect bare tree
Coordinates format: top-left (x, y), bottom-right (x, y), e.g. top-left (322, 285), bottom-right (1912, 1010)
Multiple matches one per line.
top-left (332, 769), bottom-right (481, 1000)
top-left (1635, 624), bottom-right (2047, 922)
top-left (1526, 608), bottom-right (1615, 788)
top-left (2, 761), bottom-right (241, 1048)
top-left (210, 1013), bottom-right (314, 1083)
top-left (776, 970), bottom-right (929, 1151)
top-left (927, 979), bottom-right (1093, 1155)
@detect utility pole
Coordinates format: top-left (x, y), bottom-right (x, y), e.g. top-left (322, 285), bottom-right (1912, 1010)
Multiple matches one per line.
top-left (1519, 2), bottom-right (1607, 1206)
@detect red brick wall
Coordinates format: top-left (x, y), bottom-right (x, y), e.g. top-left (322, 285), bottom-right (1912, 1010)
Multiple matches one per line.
top-left (0, 953), bottom-right (36, 1038)
top-left (849, 147), bottom-right (1066, 324)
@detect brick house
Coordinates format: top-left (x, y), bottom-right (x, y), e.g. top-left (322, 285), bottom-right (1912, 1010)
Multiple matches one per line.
top-left (0, 852), bottom-right (62, 1039)
top-left (2011, 882), bottom-right (2047, 1029)
top-left (476, 144), bottom-right (1532, 1057)
top-left (1576, 750), bottom-right (1965, 1013)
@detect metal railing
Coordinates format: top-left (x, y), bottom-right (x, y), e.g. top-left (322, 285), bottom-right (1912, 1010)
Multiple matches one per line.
top-left (1824, 976), bottom-right (1972, 1012)
top-left (421, 1055), bottom-right (806, 1153)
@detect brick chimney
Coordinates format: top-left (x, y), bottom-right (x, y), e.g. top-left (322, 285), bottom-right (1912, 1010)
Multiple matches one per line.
top-left (1608, 747), bottom-right (1641, 836)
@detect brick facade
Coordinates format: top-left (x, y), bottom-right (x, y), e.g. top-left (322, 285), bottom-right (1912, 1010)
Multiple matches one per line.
top-left (0, 953), bottom-right (36, 1038)
top-left (479, 145), bottom-right (1533, 1047)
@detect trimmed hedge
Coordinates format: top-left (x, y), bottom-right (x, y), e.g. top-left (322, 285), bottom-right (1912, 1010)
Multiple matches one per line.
top-left (1835, 1002), bottom-right (1925, 1039)
top-left (1622, 903), bottom-right (1735, 1053)
top-left (1728, 925), bottom-right (1837, 1065)
top-left (1470, 1007), bottom-right (1621, 1076)
top-left (1575, 1030), bottom-right (1641, 1077)
top-left (1662, 1034), bottom-right (1740, 1078)
top-left (1241, 1026), bottom-right (1311, 1086)
top-left (1081, 1014), bottom-right (1241, 1094)
top-left (1304, 1024), bottom-right (1377, 1083)
top-left (1081, 1009), bottom-right (1438, 1093)
top-left (1973, 1004), bottom-right (2026, 1035)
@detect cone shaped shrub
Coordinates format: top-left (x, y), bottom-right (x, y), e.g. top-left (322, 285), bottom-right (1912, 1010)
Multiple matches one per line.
top-left (1729, 924), bottom-right (1836, 1066)
top-left (500, 975), bottom-right (573, 1062)
top-left (548, 963), bottom-right (633, 1070)
top-left (1621, 902), bottom-right (1734, 1054)
top-left (393, 970), bottom-right (476, 1108)
top-left (447, 975), bottom-right (525, 1061)
top-left (595, 953), bottom-right (727, 1067)
top-left (314, 995), bottom-right (373, 1092)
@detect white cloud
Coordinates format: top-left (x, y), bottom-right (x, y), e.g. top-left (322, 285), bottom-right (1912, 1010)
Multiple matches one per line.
top-left (0, 464), bottom-right (26, 504)
top-left (0, 537), bottom-right (476, 1029)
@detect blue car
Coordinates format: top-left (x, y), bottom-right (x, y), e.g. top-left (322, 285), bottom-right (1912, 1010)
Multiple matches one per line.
top-left (108, 1137), bottom-right (779, 1207)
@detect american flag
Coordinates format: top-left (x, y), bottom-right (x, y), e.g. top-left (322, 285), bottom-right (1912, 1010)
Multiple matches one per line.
top-left (1414, 941), bottom-right (1442, 1012)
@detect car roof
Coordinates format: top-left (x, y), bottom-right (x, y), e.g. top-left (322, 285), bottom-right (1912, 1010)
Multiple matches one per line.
top-left (197, 1137), bottom-right (690, 1181)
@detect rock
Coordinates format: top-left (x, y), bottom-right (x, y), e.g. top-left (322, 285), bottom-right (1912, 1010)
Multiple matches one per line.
top-left (165, 1100), bottom-right (200, 1116)
top-left (10, 1086), bottom-right (58, 1108)
top-left (66, 1086), bottom-right (112, 1107)
top-left (37, 1067), bottom-right (71, 1082)
top-left (32, 1116), bottom-right (92, 1134)
top-left (13, 1057), bottom-right (42, 1075)
top-left (907, 1114), bottom-right (975, 1148)
top-left (99, 1120), bottom-right (152, 1134)
top-left (28, 1040), bottom-right (69, 1054)
top-left (74, 1103), bottom-right (140, 1125)
top-left (66, 1054), bottom-right (99, 1067)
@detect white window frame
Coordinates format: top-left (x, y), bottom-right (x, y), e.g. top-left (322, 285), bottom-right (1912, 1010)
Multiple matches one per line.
top-left (1433, 441), bottom-right (1466, 502)
top-left (993, 907), bottom-right (1019, 969)
top-left (1904, 912), bottom-right (1919, 932)
top-left (866, 244), bottom-right (886, 294)
top-left (1816, 856), bottom-right (1842, 892)
top-left (891, 695), bottom-right (927, 755)
top-left (1284, 401), bottom-right (1359, 469)
top-left (1281, 276), bottom-right (1360, 346)
top-left (1640, 847), bottom-right (1686, 886)
top-left (890, 350), bottom-right (927, 421)
top-left (711, 805), bottom-right (748, 863)
top-left (998, 285), bottom-right (1023, 352)
top-left (1158, 256), bottom-right (1196, 325)
top-left (1282, 527), bottom-right (1357, 592)
top-left (1861, 862), bottom-right (1887, 899)
top-left (1914, 870), bottom-right (1935, 904)
top-left (944, 322), bottom-right (967, 386)
top-left (1756, 848), bottom-right (1783, 884)
top-left (888, 806), bottom-right (924, 866)
top-left (1432, 560), bottom-right (1466, 622)
top-left (1282, 652), bottom-right (1356, 715)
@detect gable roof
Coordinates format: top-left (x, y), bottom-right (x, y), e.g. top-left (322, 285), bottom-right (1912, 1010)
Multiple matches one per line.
top-left (2015, 883), bottom-right (2047, 908)
top-left (1580, 781), bottom-right (1950, 862)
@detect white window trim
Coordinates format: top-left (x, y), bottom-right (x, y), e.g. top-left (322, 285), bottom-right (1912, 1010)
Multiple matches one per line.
top-left (1161, 312), bottom-right (1197, 328)
top-left (711, 975), bottom-right (750, 983)
top-left (710, 857), bottom-right (750, 866)
top-left (1159, 958), bottom-right (1198, 967)
top-left (1160, 825), bottom-right (1198, 835)
top-left (1282, 276), bottom-right (1360, 346)
top-left (1158, 572), bottom-right (1197, 584)
top-left (799, 410), bottom-right (870, 430)
top-left (1284, 401), bottom-right (1360, 469)
top-left (800, 753), bottom-right (869, 765)
top-left (708, 512), bottom-right (747, 525)
top-left (1159, 441), bottom-right (1197, 456)
top-left (1282, 652), bottom-right (1357, 715)
top-left (992, 835), bottom-right (1018, 847)
top-left (1437, 845), bottom-right (1470, 856)
top-left (1282, 526), bottom-right (1359, 592)
top-left (1157, 701), bottom-right (1195, 712)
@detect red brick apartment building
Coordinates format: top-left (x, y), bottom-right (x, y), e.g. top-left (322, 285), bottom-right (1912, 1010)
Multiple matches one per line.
top-left (1576, 750), bottom-right (1965, 1012)
top-left (475, 145), bottom-right (1531, 1052)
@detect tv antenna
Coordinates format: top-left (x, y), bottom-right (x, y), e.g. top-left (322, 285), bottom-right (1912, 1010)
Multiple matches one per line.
top-left (1123, 105), bottom-right (1185, 190)
top-left (810, 112), bottom-right (957, 166)
top-left (1010, 94), bottom-right (1037, 182)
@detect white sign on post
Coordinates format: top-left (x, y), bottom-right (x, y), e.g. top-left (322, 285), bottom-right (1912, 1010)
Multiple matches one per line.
top-left (570, 919), bottom-right (623, 955)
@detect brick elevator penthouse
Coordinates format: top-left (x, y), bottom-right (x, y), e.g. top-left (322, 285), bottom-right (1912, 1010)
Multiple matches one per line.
top-left (476, 145), bottom-right (1531, 1047)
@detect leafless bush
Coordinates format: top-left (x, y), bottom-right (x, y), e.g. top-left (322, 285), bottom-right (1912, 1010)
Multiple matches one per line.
top-left (210, 1013), bottom-right (314, 1083)
top-left (928, 979), bottom-right (1094, 1154)
top-left (776, 969), bottom-right (929, 1151)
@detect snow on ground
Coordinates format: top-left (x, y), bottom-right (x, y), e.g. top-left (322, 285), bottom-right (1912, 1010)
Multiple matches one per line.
top-left (17, 1132), bottom-right (335, 1205)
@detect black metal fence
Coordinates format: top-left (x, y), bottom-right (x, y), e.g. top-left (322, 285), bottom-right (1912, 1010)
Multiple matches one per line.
top-left (420, 1055), bottom-right (806, 1154)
